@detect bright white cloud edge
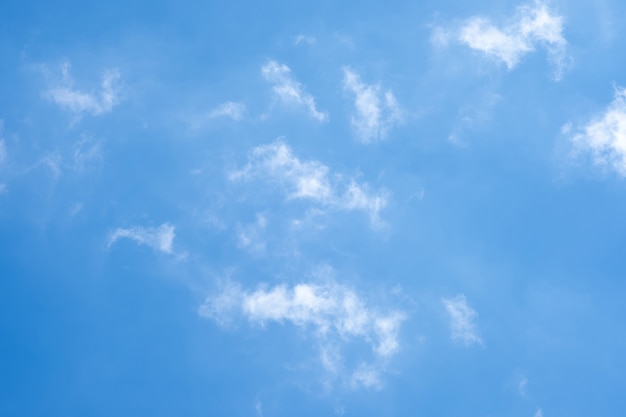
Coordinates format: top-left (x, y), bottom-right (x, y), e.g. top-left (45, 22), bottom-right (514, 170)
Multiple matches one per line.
top-left (342, 68), bottom-right (403, 143)
top-left (567, 87), bottom-right (626, 176)
top-left (108, 223), bottom-right (175, 254)
top-left (434, 1), bottom-right (569, 79)
top-left (230, 140), bottom-right (388, 227)
top-left (199, 279), bottom-right (405, 390)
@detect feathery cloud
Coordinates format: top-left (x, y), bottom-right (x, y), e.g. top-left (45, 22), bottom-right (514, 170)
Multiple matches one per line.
top-left (442, 294), bottom-right (483, 346)
top-left (236, 213), bottom-right (268, 254)
top-left (108, 223), bottom-right (176, 254)
top-left (342, 68), bottom-right (403, 143)
top-left (262, 60), bottom-right (327, 121)
top-left (230, 140), bottom-right (388, 226)
top-left (47, 62), bottom-right (122, 116)
top-left (567, 87), bottom-right (626, 176)
top-left (199, 279), bottom-right (405, 389)
top-left (294, 35), bottom-right (316, 46)
top-left (208, 101), bottom-right (246, 121)
top-left (435, 1), bottom-right (568, 79)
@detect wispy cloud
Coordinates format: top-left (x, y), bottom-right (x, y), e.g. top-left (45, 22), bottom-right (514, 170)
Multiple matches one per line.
top-left (518, 375), bottom-right (529, 396)
top-left (108, 223), bottom-right (176, 254)
top-left (434, 1), bottom-right (569, 79)
top-left (262, 60), bottom-right (327, 121)
top-left (208, 101), bottom-right (246, 121)
top-left (46, 62), bottom-right (122, 116)
top-left (342, 68), bottom-right (403, 143)
top-left (294, 35), bottom-right (316, 46)
top-left (566, 87), bottom-right (626, 176)
top-left (236, 213), bottom-right (268, 254)
top-left (442, 294), bottom-right (483, 346)
top-left (534, 408), bottom-right (543, 417)
top-left (230, 140), bottom-right (388, 226)
top-left (72, 134), bottom-right (103, 172)
top-left (199, 278), bottom-right (405, 389)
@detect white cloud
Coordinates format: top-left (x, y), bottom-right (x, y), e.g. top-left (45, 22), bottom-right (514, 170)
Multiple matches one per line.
top-left (230, 140), bottom-right (388, 226)
top-left (108, 223), bottom-right (176, 254)
top-left (208, 101), bottom-right (246, 121)
top-left (294, 35), bottom-right (316, 46)
top-left (437, 1), bottom-right (568, 79)
top-left (518, 375), bottom-right (529, 396)
top-left (72, 134), bottom-right (103, 172)
top-left (236, 213), bottom-right (268, 254)
top-left (199, 279), bottom-right (405, 389)
top-left (567, 87), bottom-right (626, 176)
top-left (534, 408), bottom-right (543, 417)
top-left (262, 60), bottom-right (327, 121)
top-left (342, 68), bottom-right (403, 143)
top-left (350, 363), bottom-right (383, 390)
top-left (47, 62), bottom-right (122, 115)
top-left (442, 294), bottom-right (483, 346)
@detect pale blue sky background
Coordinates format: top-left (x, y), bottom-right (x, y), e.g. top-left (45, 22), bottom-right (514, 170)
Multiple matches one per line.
top-left (2, 1), bottom-right (626, 416)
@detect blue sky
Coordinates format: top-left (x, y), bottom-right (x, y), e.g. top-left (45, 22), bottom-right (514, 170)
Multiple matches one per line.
top-left (2, 0), bottom-right (626, 416)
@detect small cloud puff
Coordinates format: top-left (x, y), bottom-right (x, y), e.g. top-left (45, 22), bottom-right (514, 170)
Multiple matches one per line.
top-left (442, 294), bottom-right (483, 346)
top-left (262, 60), bottom-right (328, 122)
top-left (342, 68), bottom-right (403, 143)
top-left (199, 279), bottom-right (405, 390)
top-left (567, 87), bottom-right (626, 176)
top-left (46, 62), bottom-right (122, 116)
top-left (108, 223), bottom-right (175, 254)
top-left (230, 140), bottom-right (388, 227)
top-left (434, 1), bottom-right (569, 79)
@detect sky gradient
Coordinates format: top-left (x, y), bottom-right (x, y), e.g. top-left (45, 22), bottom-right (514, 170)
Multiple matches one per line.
top-left (2, 1), bottom-right (626, 416)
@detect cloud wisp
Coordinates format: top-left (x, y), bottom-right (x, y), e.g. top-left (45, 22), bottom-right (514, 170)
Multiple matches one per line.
top-left (199, 279), bottom-right (405, 390)
top-left (566, 87), bottom-right (626, 176)
top-left (262, 60), bottom-right (328, 122)
top-left (207, 101), bottom-right (246, 121)
top-left (434, 1), bottom-right (569, 79)
top-left (442, 294), bottom-right (483, 346)
top-left (47, 62), bottom-right (122, 116)
top-left (342, 68), bottom-right (403, 143)
top-left (230, 140), bottom-right (388, 227)
top-left (108, 223), bottom-right (176, 254)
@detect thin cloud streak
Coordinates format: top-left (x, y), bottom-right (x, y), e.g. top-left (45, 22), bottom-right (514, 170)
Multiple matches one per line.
top-left (442, 294), bottom-right (483, 346)
top-left (262, 60), bottom-right (327, 121)
top-left (108, 223), bottom-right (176, 254)
top-left (208, 101), bottom-right (246, 121)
